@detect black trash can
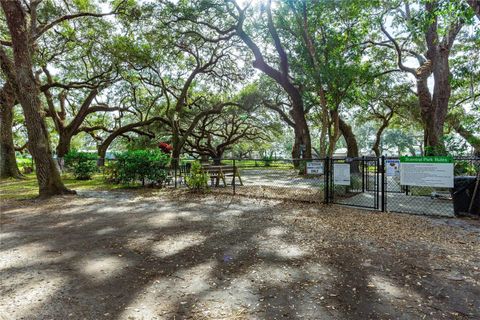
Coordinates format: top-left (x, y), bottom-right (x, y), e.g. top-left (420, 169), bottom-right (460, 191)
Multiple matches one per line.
top-left (451, 176), bottom-right (479, 216)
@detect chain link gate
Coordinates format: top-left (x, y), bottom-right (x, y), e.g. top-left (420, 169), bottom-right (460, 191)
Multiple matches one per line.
top-left (325, 156), bottom-right (384, 210)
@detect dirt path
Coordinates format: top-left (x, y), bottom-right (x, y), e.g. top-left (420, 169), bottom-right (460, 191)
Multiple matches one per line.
top-left (1, 190), bottom-right (479, 319)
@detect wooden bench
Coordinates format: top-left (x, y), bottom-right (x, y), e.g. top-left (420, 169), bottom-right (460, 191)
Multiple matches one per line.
top-left (202, 165), bottom-right (243, 187)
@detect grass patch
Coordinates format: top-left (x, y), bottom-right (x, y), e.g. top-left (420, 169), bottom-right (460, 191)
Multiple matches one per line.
top-left (0, 173), bottom-right (122, 200)
top-left (221, 159), bottom-right (294, 169)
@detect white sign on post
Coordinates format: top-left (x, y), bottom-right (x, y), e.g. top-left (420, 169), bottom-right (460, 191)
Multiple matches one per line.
top-left (385, 159), bottom-right (400, 177)
top-left (400, 156), bottom-right (454, 188)
top-left (306, 161), bottom-right (324, 175)
top-left (334, 163), bottom-right (350, 185)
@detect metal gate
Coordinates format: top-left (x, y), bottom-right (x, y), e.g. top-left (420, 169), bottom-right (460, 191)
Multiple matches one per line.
top-left (326, 157), bottom-right (383, 210)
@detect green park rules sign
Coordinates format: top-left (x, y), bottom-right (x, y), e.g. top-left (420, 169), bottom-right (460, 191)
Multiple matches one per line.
top-left (399, 156), bottom-right (453, 163)
top-left (399, 156), bottom-right (454, 188)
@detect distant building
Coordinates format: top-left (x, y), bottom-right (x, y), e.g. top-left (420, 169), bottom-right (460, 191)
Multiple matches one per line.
top-left (332, 148), bottom-right (347, 157)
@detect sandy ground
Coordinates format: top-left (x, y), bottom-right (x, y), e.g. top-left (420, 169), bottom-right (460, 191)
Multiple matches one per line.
top-left (0, 190), bottom-right (479, 320)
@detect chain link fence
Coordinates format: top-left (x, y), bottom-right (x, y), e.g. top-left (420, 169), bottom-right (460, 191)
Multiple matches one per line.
top-left (65, 155), bottom-right (479, 217)
top-left (383, 156), bottom-right (479, 217)
top-left (166, 158), bottom-right (325, 203)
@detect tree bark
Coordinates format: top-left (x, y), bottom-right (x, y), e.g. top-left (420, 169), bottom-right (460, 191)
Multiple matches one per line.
top-left (56, 132), bottom-right (71, 158)
top-left (0, 0), bottom-right (73, 197)
top-left (371, 113), bottom-right (393, 157)
top-left (42, 85), bottom-right (103, 159)
top-left (327, 109), bottom-right (341, 157)
top-left (447, 116), bottom-right (480, 156)
top-left (318, 102), bottom-right (329, 158)
top-left (467, 0), bottom-right (480, 20)
top-left (235, 2), bottom-right (311, 160)
top-left (171, 130), bottom-right (181, 161)
top-left (381, 2), bottom-right (462, 155)
top-left (0, 82), bottom-right (22, 178)
top-left (338, 117), bottom-right (360, 173)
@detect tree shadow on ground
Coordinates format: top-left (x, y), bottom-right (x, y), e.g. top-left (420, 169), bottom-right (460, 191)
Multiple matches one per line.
top-left (0, 190), bottom-right (479, 319)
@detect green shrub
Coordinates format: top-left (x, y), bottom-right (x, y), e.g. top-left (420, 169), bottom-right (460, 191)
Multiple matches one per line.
top-left (65, 151), bottom-right (97, 180)
top-left (111, 150), bottom-right (171, 186)
top-left (102, 161), bottom-right (120, 184)
top-left (454, 161), bottom-right (478, 176)
top-left (16, 156), bottom-right (34, 174)
top-left (185, 161), bottom-right (209, 191)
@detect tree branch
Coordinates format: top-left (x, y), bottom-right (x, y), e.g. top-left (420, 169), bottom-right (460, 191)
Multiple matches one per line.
top-left (33, 0), bottom-right (127, 40)
top-left (266, 0), bottom-right (289, 76)
top-left (380, 23), bottom-right (417, 75)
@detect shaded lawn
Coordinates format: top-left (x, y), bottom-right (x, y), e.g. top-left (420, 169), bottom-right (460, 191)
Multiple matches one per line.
top-left (0, 174), bottom-right (122, 200)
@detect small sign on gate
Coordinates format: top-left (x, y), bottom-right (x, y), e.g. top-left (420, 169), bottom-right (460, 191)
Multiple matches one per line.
top-left (385, 159), bottom-right (400, 177)
top-left (334, 163), bottom-right (351, 185)
top-left (306, 161), bottom-right (324, 175)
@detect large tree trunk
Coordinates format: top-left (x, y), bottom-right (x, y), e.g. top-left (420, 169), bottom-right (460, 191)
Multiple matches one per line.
top-left (236, 3), bottom-right (311, 160)
top-left (318, 104), bottom-right (329, 158)
top-left (0, 82), bottom-right (22, 178)
top-left (97, 145), bottom-right (108, 166)
top-left (416, 59), bottom-right (441, 156)
top-left (408, 146), bottom-right (417, 156)
top-left (1, 0), bottom-right (73, 197)
top-left (416, 58), bottom-right (451, 155)
top-left (56, 134), bottom-right (71, 159)
top-left (372, 119), bottom-right (391, 157)
top-left (339, 117), bottom-right (360, 173)
top-left (327, 109), bottom-right (341, 157)
top-left (416, 1), bottom-right (460, 156)
top-left (291, 105), bottom-right (312, 159)
top-left (381, 1), bottom-right (462, 156)
top-left (171, 128), bottom-right (181, 161)
top-left (429, 50), bottom-right (450, 155)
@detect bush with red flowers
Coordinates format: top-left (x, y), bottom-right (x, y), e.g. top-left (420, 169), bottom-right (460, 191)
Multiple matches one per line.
top-left (158, 142), bottom-right (173, 154)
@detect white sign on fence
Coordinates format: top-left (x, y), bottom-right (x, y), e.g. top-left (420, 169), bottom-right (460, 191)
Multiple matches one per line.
top-left (400, 156), bottom-right (454, 188)
top-left (334, 163), bottom-right (350, 185)
top-left (306, 161), bottom-right (324, 175)
top-left (385, 159), bottom-right (400, 177)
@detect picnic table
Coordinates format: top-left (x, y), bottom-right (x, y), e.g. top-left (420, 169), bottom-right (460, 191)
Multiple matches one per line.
top-left (202, 165), bottom-right (243, 187)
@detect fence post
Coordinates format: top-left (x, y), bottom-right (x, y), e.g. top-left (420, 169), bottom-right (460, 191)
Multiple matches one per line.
top-left (381, 155), bottom-right (386, 212)
top-left (324, 156), bottom-right (329, 204)
top-left (233, 158), bottom-right (236, 195)
top-left (174, 158), bottom-right (177, 188)
top-left (362, 156), bottom-right (365, 193)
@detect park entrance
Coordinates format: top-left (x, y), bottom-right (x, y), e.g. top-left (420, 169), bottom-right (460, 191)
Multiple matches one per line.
top-left (323, 156), bottom-right (477, 217)
top-left (326, 157), bottom-right (382, 210)
top-left (101, 155), bottom-right (477, 217)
